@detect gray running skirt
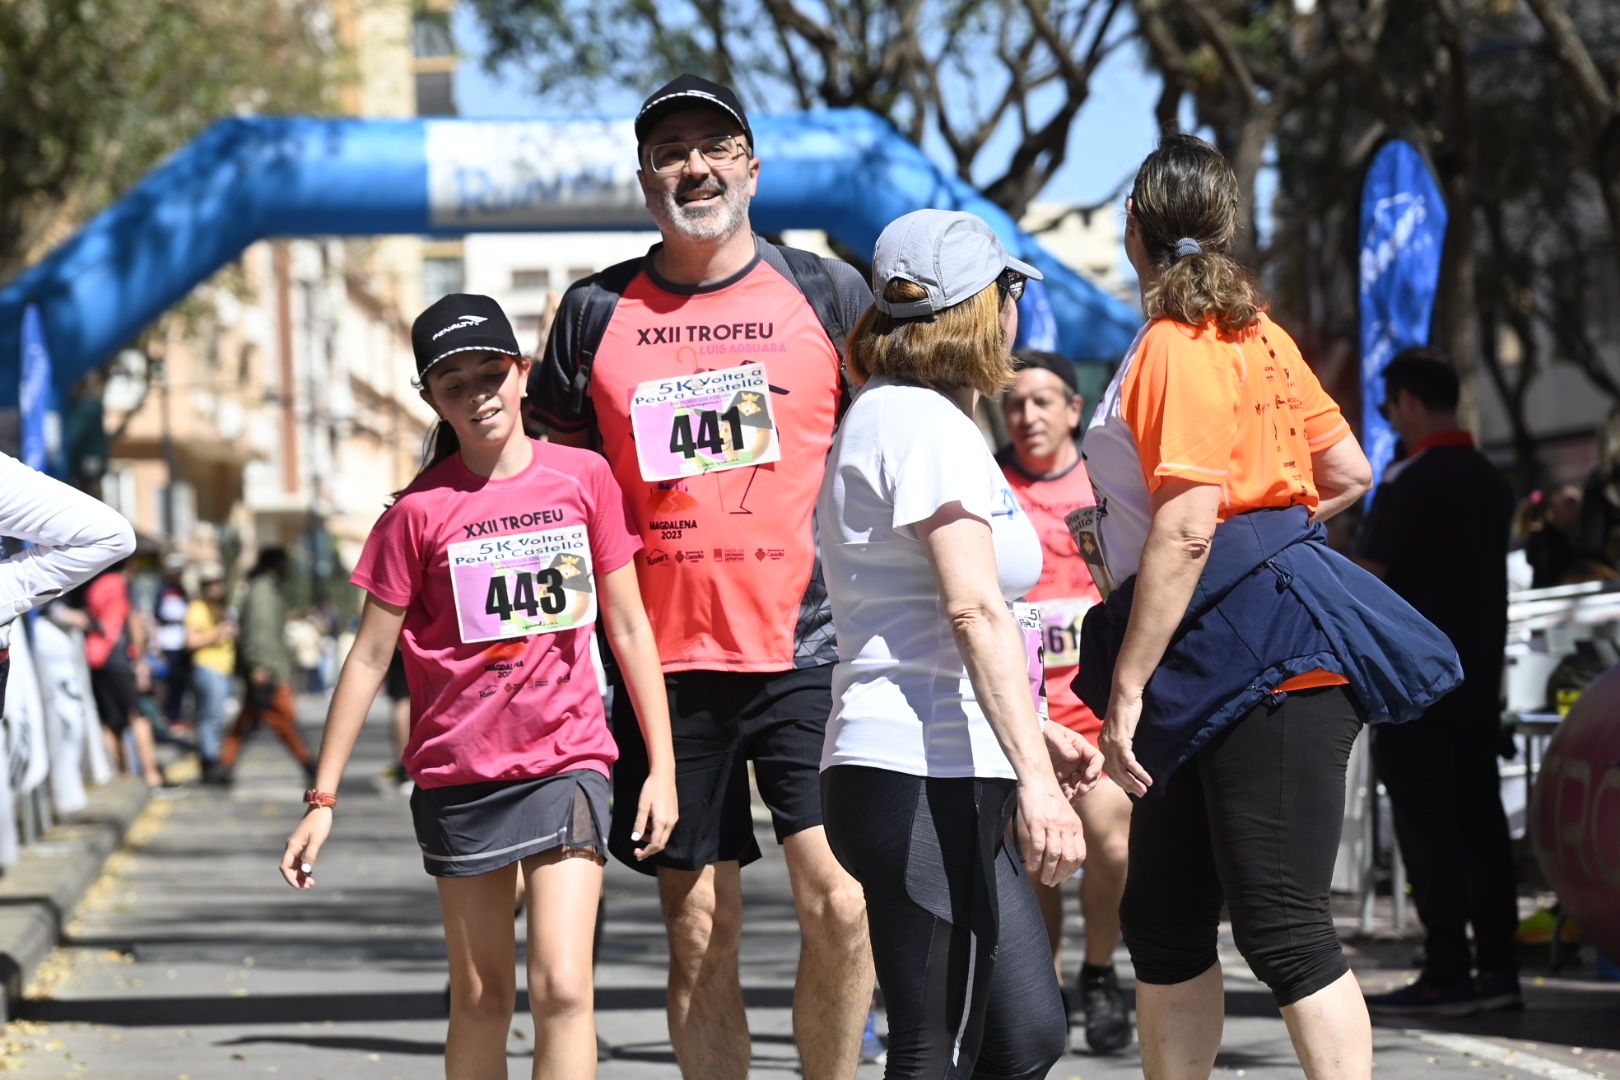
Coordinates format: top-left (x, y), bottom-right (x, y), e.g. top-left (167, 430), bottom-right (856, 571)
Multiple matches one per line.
top-left (409, 769), bottom-right (609, 878)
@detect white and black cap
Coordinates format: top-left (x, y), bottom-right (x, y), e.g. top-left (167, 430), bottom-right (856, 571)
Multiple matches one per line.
top-left (635, 74), bottom-right (753, 147)
top-left (411, 293), bottom-right (522, 379)
top-left (871, 209), bottom-right (1043, 318)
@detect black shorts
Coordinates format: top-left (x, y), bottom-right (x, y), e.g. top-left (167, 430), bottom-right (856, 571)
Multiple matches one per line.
top-left (384, 650), bottom-right (410, 702)
top-left (409, 769), bottom-right (609, 878)
top-left (90, 665), bottom-right (139, 735)
top-left (608, 665), bottom-right (830, 875)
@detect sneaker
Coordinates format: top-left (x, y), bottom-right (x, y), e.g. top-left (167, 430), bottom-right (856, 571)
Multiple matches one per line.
top-left (1364, 976), bottom-right (1478, 1017)
top-left (859, 1005), bottom-right (887, 1065)
top-left (1474, 970), bottom-right (1523, 1011)
top-left (1078, 964), bottom-right (1132, 1054)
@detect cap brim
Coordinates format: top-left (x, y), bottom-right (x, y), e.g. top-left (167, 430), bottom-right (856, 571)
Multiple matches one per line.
top-left (1006, 255), bottom-right (1043, 281)
top-left (418, 343), bottom-right (523, 379)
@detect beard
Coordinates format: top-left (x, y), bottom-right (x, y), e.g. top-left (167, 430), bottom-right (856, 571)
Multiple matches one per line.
top-left (650, 173), bottom-right (751, 242)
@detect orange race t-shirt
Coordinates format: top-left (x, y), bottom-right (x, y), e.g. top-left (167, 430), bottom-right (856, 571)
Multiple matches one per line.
top-left (1082, 313), bottom-right (1352, 692)
top-left (998, 450), bottom-right (1104, 739)
top-left (531, 239), bottom-right (865, 673)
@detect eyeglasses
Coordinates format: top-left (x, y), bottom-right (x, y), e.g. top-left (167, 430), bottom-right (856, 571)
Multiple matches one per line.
top-left (996, 269), bottom-right (1027, 304)
top-left (645, 135), bottom-right (750, 174)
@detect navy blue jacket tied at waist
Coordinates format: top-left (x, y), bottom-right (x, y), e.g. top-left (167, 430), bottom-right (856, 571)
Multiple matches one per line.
top-left (1073, 505), bottom-right (1462, 795)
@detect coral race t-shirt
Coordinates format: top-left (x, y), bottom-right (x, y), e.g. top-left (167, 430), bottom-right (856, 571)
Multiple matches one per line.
top-left (532, 240), bottom-right (861, 673)
top-left (351, 440), bottom-right (641, 788)
top-left (1083, 314), bottom-right (1352, 693)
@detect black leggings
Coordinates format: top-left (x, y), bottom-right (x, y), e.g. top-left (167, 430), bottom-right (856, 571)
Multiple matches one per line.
top-left (1121, 685), bottom-right (1363, 1007)
top-left (823, 765), bottom-right (1065, 1080)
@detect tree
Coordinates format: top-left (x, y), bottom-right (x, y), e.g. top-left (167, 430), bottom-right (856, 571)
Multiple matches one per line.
top-left (0, 0), bottom-right (337, 281)
top-left (466, 0), bottom-right (1132, 219)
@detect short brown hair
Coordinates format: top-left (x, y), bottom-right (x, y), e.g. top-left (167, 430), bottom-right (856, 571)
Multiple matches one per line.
top-left (844, 278), bottom-right (1013, 397)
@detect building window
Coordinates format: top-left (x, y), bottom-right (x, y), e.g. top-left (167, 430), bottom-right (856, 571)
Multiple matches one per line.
top-left (567, 266), bottom-right (594, 284)
top-left (423, 257), bottom-right (464, 301)
top-left (415, 71), bottom-right (457, 117)
top-left (412, 13), bottom-right (455, 59)
top-left (511, 269), bottom-right (551, 292)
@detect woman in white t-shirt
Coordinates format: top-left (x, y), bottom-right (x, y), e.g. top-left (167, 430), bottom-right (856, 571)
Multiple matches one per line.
top-left (819, 209), bottom-right (1103, 1079)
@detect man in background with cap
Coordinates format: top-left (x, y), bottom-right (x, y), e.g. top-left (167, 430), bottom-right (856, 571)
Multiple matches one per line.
top-left (530, 74), bottom-right (874, 1078)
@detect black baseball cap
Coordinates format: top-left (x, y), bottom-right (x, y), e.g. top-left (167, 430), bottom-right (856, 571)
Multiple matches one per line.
top-left (635, 74), bottom-right (753, 147)
top-left (1013, 349), bottom-right (1080, 395)
top-left (411, 294), bottom-right (521, 379)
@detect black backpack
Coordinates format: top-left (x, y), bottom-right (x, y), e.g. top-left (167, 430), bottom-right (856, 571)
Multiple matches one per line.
top-left (561, 244), bottom-right (853, 418)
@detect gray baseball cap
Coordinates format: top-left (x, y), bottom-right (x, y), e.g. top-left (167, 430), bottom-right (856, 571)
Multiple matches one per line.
top-left (871, 209), bottom-right (1043, 317)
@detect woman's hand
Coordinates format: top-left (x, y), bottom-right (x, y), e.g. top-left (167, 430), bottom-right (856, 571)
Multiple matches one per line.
top-left (1100, 687), bottom-right (1153, 797)
top-left (631, 768), bottom-right (678, 860)
top-left (1017, 778), bottom-right (1086, 887)
top-left (1044, 724), bottom-right (1104, 802)
top-left (279, 807), bottom-right (332, 890)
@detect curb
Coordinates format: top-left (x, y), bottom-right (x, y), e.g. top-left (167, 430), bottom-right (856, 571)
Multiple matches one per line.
top-left (0, 777), bottom-right (151, 1023)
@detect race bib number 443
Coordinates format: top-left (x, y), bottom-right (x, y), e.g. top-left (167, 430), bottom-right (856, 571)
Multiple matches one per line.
top-left (447, 525), bottom-right (596, 643)
top-left (630, 363), bottom-right (781, 481)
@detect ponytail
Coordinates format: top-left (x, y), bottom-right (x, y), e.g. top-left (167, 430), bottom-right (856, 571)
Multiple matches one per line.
top-left (389, 419), bottom-right (461, 504)
top-left (1143, 251), bottom-right (1262, 340)
top-left (1131, 132), bottom-right (1265, 340)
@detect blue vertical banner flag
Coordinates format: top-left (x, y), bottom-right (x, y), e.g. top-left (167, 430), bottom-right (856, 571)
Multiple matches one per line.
top-left (1015, 277), bottom-right (1061, 353)
top-left (1358, 139), bottom-right (1448, 496)
top-left (19, 303), bottom-right (56, 473)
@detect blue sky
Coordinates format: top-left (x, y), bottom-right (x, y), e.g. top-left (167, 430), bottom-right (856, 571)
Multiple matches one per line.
top-left (450, 5), bottom-right (1172, 208)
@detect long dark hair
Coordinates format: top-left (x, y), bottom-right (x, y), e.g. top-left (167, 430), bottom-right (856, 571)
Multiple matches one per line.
top-left (1131, 132), bottom-right (1264, 340)
top-left (390, 419), bottom-right (461, 504)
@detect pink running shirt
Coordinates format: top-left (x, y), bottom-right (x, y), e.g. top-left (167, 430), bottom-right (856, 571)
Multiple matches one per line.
top-left (351, 440), bottom-right (641, 788)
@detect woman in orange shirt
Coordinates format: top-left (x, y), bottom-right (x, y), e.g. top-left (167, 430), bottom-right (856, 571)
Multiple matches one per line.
top-left (1082, 134), bottom-right (1377, 1077)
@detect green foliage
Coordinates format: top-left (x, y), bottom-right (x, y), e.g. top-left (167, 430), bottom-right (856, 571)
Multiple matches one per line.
top-left (0, 0), bottom-right (339, 280)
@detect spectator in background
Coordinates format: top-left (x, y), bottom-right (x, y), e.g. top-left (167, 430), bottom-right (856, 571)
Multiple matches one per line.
top-left (79, 560), bottom-right (168, 787)
top-left (1359, 349), bottom-right (1520, 1016)
top-left (218, 547), bottom-right (315, 783)
top-left (1517, 485), bottom-right (1597, 589)
top-left (154, 552), bottom-right (193, 735)
top-left (0, 449), bottom-right (137, 714)
top-left (185, 565), bottom-right (237, 784)
top-left (1580, 404), bottom-right (1620, 570)
top-left (286, 609), bottom-right (324, 694)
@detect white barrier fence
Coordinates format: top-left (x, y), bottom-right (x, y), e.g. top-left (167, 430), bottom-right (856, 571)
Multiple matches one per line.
top-left (0, 619), bottom-right (112, 868)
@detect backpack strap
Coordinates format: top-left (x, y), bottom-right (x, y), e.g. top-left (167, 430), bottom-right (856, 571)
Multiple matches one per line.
top-left (775, 244), bottom-right (850, 360)
top-left (569, 257), bottom-right (643, 415)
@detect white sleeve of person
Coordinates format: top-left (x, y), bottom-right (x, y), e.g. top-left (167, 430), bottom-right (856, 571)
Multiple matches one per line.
top-left (0, 451), bottom-right (137, 647)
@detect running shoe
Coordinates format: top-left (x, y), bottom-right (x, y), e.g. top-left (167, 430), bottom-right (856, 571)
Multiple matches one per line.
top-left (1474, 970), bottom-right (1523, 1011)
top-left (1078, 964), bottom-right (1132, 1054)
top-left (1364, 976), bottom-right (1479, 1017)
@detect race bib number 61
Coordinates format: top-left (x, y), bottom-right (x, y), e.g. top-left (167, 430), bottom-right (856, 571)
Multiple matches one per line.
top-left (447, 525), bottom-right (596, 643)
top-left (630, 363), bottom-right (781, 481)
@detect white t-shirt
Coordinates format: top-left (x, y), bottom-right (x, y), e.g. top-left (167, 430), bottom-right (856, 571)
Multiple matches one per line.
top-left (1081, 324), bottom-right (1153, 582)
top-left (818, 378), bottom-right (1043, 779)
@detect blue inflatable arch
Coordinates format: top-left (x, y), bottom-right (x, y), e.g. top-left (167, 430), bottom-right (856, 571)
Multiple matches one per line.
top-left (0, 109), bottom-right (1139, 406)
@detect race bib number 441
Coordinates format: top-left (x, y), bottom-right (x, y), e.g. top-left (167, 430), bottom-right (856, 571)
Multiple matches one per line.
top-left (630, 363), bottom-right (781, 481)
top-left (447, 525), bottom-right (596, 643)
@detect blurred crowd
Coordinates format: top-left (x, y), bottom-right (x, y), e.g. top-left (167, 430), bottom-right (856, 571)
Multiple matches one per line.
top-left (44, 544), bottom-right (339, 788)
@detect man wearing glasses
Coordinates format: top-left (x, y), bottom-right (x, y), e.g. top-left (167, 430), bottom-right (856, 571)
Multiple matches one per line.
top-left (530, 75), bottom-right (875, 1079)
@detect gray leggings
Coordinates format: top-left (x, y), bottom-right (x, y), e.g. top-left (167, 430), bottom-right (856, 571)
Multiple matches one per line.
top-left (823, 765), bottom-right (1066, 1079)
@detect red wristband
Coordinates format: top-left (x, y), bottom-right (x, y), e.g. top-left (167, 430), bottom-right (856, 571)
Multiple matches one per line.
top-left (303, 788), bottom-right (338, 809)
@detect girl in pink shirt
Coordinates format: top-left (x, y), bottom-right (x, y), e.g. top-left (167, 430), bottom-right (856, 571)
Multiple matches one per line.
top-left (279, 294), bottom-right (677, 1079)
